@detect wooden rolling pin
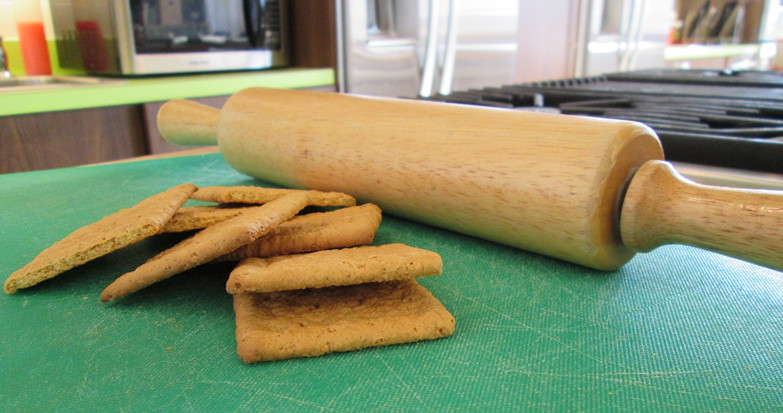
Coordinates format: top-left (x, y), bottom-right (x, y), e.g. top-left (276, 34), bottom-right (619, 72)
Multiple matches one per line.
top-left (158, 88), bottom-right (783, 272)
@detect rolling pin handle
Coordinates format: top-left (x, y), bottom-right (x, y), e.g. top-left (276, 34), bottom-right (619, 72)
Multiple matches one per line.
top-left (621, 160), bottom-right (783, 272)
top-left (157, 99), bottom-right (220, 146)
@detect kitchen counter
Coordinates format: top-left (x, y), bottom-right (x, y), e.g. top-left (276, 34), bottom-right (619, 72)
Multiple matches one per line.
top-left (1, 152), bottom-right (782, 411)
top-left (0, 68), bottom-right (335, 174)
top-left (0, 67), bottom-right (335, 117)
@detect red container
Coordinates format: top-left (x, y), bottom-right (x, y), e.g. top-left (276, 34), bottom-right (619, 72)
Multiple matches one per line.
top-left (17, 21), bottom-right (51, 75)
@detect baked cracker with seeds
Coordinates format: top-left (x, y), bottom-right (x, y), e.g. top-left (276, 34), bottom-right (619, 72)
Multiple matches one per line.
top-left (100, 192), bottom-right (311, 303)
top-left (193, 186), bottom-right (356, 207)
top-left (227, 243), bottom-right (441, 294)
top-left (215, 203), bottom-right (382, 262)
top-left (3, 184), bottom-right (197, 294)
top-left (233, 279), bottom-right (455, 363)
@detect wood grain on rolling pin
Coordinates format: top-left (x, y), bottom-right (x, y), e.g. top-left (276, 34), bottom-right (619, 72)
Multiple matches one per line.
top-left (159, 89), bottom-right (663, 269)
top-left (158, 88), bottom-right (783, 273)
top-left (213, 89), bottom-right (663, 270)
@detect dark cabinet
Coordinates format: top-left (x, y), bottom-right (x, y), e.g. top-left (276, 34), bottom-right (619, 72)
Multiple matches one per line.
top-left (0, 105), bottom-right (147, 174)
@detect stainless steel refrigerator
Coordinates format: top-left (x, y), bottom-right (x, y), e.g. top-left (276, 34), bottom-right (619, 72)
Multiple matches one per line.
top-left (335, 0), bottom-right (676, 98)
top-left (574, 0), bottom-right (674, 77)
top-left (335, 0), bottom-right (520, 98)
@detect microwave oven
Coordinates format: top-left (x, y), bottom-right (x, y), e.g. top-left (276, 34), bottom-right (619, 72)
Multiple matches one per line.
top-left (49, 0), bottom-right (290, 76)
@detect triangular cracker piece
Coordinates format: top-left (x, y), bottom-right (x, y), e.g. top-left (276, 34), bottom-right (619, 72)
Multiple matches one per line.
top-left (4, 184), bottom-right (197, 294)
top-left (227, 243), bottom-right (441, 294)
top-left (192, 186), bottom-right (356, 207)
top-left (233, 279), bottom-right (455, 363)
top-left (100, 192), bottom-right (311, 303)
top-left (215, 203), bottom-right (382, 262)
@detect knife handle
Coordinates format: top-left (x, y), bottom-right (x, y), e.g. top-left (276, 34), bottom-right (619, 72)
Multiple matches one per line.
top-left (621, 160), bottom-right (783, 272)
top-left (157, 99), bottom-right (220, 146)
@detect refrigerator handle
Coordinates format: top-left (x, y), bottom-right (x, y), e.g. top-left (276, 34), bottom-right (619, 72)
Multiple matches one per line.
top-left (573, 0), bottom-right (593, 78)
top-left (335, 0), bottom-right (347, 93)
top-left (619, 0), bottom-right (642, 71)
top-left (365, 0), bottom-right (417, 48)
top-left (438, 0), bottom-right (459, 96)
top-left (419, 0), bottom-right (440, 97)
top-left (626, 0), bottom-right (646, 70)
top-left (618, 0), bottom-right (630, 70)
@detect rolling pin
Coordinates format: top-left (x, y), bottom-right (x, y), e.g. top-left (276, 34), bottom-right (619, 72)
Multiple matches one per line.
top-left (158, 88), bottom-right (783, 273)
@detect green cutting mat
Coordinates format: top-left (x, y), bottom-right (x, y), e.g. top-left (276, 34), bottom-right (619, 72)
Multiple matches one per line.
top-left (1, 153), bottom-right (781, 412)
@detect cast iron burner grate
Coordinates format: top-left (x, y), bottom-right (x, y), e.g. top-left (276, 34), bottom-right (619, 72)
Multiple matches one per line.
top-left (422, 69), bottom-right (783, 174)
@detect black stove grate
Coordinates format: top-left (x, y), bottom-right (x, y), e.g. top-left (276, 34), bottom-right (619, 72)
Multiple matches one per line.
top-left (422, 69), bottom-right (783, 174)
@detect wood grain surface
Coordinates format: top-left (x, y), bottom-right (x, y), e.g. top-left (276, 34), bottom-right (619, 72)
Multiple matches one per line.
top-left (1, 105), bottom-right (147, 173)
top-left (159, 89), bottom-right (664, 270)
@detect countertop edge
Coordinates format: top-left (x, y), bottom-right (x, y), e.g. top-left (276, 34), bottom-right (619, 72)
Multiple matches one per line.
top-left (0, 67), bottom-right (335, 117)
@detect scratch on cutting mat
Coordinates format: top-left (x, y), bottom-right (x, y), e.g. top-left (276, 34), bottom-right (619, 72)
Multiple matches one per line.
top-left (114, 176), bottom-right (135, 189)
top-left (441, 285), bottom-right (634, 371)
top-left (375, 353), bottom-right (429, 409)
top-left (499, 370), bottom-right (709, 379)
top-left (322, 377), bottom-right (371, 410)
top-left (606, 290), bottom-right (698, 321)
top-left (596, 370), bottom-right (708, 377)
top-left (738, 383), bottom-right (783, 393)
top-left (614, 380), bottom-right (745, 404)
top-left (231, 388), bottom-right (333, 411)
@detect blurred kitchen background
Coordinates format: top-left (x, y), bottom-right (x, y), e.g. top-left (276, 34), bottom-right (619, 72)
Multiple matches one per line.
top-left (3, 0), bottom-right (783, 178)
top-left (1, 0), bottom-right (782, 94)
top-left (336, 0), bottom-right (783, 97)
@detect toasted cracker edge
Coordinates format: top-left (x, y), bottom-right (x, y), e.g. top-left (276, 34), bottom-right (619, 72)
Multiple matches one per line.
top-left (4, 183), bottom-right (197, 294)
top-left (234, 279), bottom-right (455, 363)
top-left (99, 192), bottom-right (311, 303)
top-left (227, 243), bottom-right (442, 294)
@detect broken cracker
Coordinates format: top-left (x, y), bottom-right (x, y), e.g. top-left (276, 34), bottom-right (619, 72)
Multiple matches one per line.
top-left (100, 192), bottom-right (311, 303)
top-left (159, 205), bottom-right (250, 233)
top-left (233, 279), bottom-right (455, 363)
top-left (215, 203), bottom-right (382, 262)
top-left (4, 184), bottom-right (197, 294)
top-left (192, 186), bottom-right (356, 207)
top-left (226, 243), bottom-right (441, 294)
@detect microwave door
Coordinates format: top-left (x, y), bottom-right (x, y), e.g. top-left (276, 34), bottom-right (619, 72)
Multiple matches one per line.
top-left (202, 0), bottom-right (246, 46)
top-left (133, 0), bottom-right (248, 53)
top-left (126, 0), bottom-right (288, 74)
top-left (132, 0), bottom-right (290, 53)
top-left (52, 0), bottom-right (288, 75)
top-left (243, 0), bottom-right (284, 50)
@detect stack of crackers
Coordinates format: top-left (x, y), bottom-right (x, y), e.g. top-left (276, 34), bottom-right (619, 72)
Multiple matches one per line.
top-left (3, 184), bottom-right (455, 363)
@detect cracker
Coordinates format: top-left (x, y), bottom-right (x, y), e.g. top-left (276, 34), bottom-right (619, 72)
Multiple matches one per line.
top-left (100, 192), bottom-right (311, 303)
top-left (159, 205), bottom-right (249, 233)
top-left (215, 203), bottom-right (382, 262)
top-left (233, 279), bottom-right (455, 363)
top-left (226, 243), bottom-right (441, 294)
top-left (192, 186), bottom-right (356, 207)
top-left (4, 184), bottom-right (197, 294)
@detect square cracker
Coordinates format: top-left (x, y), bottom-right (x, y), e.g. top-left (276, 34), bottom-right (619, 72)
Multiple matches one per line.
top-left (227, 243), bottom-right (441, 294)
top-left (233, 279), bottom-right (455, 363)
top-left (192, 186), bottom-right (356, 207)
top-left (100, 192), bottom-right (311, 303)
top-left (4, 183), bottom-right (197, 294)
top-left (215, 203), bottom-right (382, 262)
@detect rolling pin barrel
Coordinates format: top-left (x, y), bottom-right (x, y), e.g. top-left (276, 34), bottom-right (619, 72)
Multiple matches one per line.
top-left (158, 88), bottom-right (783, 273)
